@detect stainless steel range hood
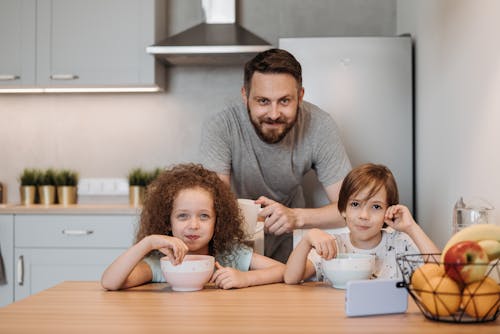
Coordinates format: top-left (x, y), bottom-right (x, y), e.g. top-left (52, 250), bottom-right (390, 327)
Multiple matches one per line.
top-left (147, 0), bottom-right (272, 65)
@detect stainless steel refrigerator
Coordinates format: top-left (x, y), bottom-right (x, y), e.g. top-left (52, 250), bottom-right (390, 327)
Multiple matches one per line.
top-left (279, 37), bottom-right (413, 242)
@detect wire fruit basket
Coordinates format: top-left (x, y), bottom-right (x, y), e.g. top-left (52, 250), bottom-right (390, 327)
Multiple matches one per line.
top-left (396, 253), bottom-right (500, 323)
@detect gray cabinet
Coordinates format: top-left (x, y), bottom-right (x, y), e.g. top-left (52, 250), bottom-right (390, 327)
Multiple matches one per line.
top-left (13, 214), bottom-right (137, 302)
top-left (0, 215), bottom-right (14, 307)
top-left (0, 0), bottom-right (36, 87)
top-left (0, 0), bottom-right (166, 90)
top-left (14, 248), bottom-right (127, 301)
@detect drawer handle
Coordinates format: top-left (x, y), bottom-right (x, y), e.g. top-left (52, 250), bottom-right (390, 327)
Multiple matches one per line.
top-left (0, 74), bottom-right (20, 81)
top-left (50, 74), bottom-right (79, 80)
top-left (62, 229), bottom-right (94, 236)
top-left (17, 256), bottom-right (24, 286)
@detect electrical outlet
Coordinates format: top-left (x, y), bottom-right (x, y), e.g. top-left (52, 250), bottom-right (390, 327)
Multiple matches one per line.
top-left (78, 178), bottom-right (128, 196)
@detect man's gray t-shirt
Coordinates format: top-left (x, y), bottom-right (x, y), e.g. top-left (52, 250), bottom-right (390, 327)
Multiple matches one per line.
top-left (200, 100), bottom-right (351, 263)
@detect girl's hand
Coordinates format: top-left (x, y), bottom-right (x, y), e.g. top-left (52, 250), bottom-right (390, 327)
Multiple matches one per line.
top-left (147, 234), bottom-right (188, 265)
top-left (211, 262), bottom-right (249, 289)
top-left (305, 228), bottom-right (337, 260)
top-left (384, 204), bottom-right (416, 233)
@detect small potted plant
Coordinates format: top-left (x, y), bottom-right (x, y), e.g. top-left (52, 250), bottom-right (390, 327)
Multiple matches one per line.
top-left (128, 168), bottom-right (148, 207)
top-left (38, 168), bottom-right (57, 205)
top-left (128, 167), bottom-right (163, 207)
top-left (55, 169), bottom-right (79, 205)
top-left (149, 167), bottom-right (163, 183)
top-left (18, 168), bottom-right (41, 205)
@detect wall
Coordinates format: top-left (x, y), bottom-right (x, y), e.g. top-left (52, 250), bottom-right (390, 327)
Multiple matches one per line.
top-left (0, 0), bottom-right (396, 203)
top-left (0, 66), bottom-right (243, 202)
top-left (397, 0), bottom-right (500, 247)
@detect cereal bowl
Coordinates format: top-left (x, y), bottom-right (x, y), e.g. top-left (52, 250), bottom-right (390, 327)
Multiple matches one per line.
top-left (161, 255), bottom-right (215, 291)
top-left (321, 253), bottom-right (374, 289)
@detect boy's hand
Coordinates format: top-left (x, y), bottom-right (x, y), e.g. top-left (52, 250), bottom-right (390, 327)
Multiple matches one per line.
top-left (147, 235), bottom-right (188, 265)
top-left (305, 228), bottom-right (337, 260)
top-left (211, 262), bottom-right (249, 289)
top-left (384, 204), bottom-right (416, 233)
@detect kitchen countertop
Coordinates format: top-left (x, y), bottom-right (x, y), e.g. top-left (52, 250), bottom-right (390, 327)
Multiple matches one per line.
top-left (0, 203), bottom-right (140, 214)
top-left (0, 281), bottom-right (497, 333)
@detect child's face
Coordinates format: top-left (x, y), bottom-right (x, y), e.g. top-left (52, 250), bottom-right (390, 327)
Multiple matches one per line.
top-left (344, 186), bottom-right (388, 249)
top-left (170, 187), bottom-right (216, 255)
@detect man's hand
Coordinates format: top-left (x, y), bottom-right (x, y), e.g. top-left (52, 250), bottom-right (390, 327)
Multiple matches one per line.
top-left (211, 262), bottom-right (249, 289)
top-left (255, 196), bottom-right (300, 235)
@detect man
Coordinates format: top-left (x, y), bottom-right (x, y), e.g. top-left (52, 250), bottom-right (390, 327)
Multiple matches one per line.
top-left (200, 48), bottom-right (351, 263)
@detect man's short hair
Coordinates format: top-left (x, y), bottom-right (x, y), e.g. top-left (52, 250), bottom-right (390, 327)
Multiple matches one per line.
top-left (244, 48), bottom-right (302, 95)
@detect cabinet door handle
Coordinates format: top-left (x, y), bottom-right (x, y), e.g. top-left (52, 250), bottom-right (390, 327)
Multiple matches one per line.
top-left (17, 255), bottom-right (24, 286)
top-left (62, 229), bottom-right (94, 236)
top-left (0, 74), bottom-right (20, 81)
top-left (50, 74), bottom-right (79, 80)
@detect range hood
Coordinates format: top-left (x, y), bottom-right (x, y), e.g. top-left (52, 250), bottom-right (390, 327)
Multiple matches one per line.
top-left (147, 0), bottom-right (272, 65)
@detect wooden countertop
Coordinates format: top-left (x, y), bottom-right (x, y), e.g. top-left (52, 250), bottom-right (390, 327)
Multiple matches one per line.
top-left (0, 281), bottom-right (497, 333)
top-left (0, 204), bottom-right (140, 214)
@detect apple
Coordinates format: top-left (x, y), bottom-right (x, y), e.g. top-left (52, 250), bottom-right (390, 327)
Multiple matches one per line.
top-left (443, 240), bottom-right (489, 284)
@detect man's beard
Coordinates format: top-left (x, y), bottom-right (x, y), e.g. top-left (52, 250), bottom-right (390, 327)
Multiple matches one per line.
top-left (247, 104), bottom-right (298, 144)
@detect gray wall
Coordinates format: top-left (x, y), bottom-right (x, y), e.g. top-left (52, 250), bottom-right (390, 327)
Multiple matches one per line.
top-left (0, 0), bottom-right (396, 203)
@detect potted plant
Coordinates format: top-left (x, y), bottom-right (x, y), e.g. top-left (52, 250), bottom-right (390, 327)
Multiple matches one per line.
top-left (128, 168), bottom-right (148, 207)
top-left (38, 168), bottom-right (57, 205)
top-left (18, 168), bottom-right (41, 205)
top-left (127, 167), bottom-right (163, 207)
top-left (149, 167), bottom-right (163, 183)
top-left (55, 169), bottom-right (79, 205)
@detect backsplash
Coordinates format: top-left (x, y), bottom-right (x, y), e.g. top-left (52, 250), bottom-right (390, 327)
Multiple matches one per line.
top-left (0, 66), bottom-right (242, 203)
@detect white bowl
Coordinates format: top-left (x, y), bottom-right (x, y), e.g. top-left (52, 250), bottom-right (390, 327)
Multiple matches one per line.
top-left (321, 253), bottom-right (374, 289)
top-left (160, 255), bottom-right (215, 291)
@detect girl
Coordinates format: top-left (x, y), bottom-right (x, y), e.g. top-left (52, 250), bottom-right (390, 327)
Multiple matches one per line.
top-left (284, 163), bottom-right (439, 284)
top-left (101, 163), bottom-right (285, 290)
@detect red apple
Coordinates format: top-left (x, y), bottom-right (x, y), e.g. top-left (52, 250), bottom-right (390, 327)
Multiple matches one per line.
top-left (443, 240), bottom-right (489, 284)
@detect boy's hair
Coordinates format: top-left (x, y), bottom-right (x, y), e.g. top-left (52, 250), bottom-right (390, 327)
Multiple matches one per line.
top-left (243, 48), bottom-right (302, 96)
top-left (338, 163), bottom-right (399, 214)
top-left (136, 163), bottom-right (246, 259)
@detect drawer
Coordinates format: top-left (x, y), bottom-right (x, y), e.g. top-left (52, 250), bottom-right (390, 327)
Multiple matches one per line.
top-left (15, 214), bottom-right (138, 248)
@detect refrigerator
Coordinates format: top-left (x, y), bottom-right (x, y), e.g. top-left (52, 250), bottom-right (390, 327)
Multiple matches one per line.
top-left (279, 37), bottom-right (413, 244)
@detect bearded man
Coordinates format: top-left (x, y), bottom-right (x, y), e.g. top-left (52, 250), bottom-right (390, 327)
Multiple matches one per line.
top-left (200, 49), bottom-right (351, 263)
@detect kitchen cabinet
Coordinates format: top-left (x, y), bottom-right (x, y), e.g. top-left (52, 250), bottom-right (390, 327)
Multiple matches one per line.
top-left (0, 0), bottom-right (166, 91)
top-left (0, 215), bottom-right (14, 307)
top-left (14, 248), bottom-right (127, 301)
top-left (13, 214), bottom-right (137, 302)
top-left (0, 0), bottom-right (36, 87)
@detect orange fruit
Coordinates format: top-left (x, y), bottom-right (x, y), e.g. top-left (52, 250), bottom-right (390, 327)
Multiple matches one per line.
top-left (420, 276), bottom-right (461, 317)
top-left (411, 263), bottom-right (445, 293)
top-left (462, 277), bottom-right (500, 319)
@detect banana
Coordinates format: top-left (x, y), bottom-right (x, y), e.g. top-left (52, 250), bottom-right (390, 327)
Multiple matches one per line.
top-left (478, 239), bottom-right (500, 261)
top-left (441, 224), bottom-right (500, 262)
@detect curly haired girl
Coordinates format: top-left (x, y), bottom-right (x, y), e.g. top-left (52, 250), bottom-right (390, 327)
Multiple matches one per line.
top-left (101, 163), bottom-right (285, 290)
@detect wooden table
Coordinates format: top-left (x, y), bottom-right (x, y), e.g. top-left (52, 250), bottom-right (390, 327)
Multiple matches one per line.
top-left (0, 281), bottom-right (498, 333)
